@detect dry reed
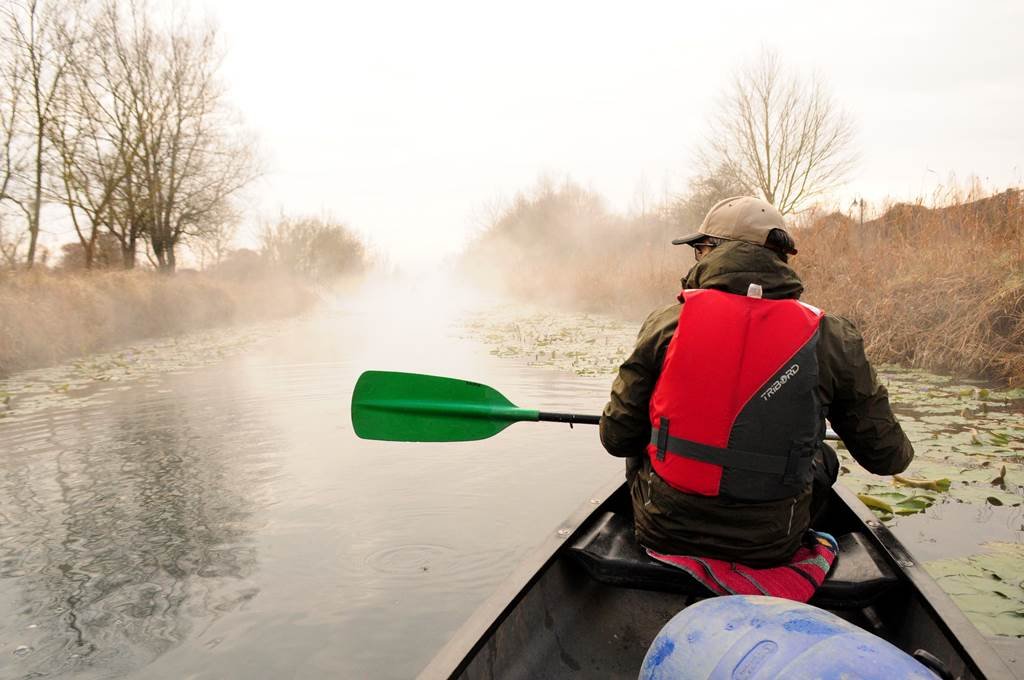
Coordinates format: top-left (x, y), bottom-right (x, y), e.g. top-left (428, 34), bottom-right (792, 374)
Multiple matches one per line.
top-left (467, 188), bottom-right (1024, 386)
top-left (797, 189), bottom-right (1023, 386)
top-left (0, 270), bottom-right (317, 375)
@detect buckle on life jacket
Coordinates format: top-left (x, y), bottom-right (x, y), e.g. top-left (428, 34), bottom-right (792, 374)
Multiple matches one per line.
top-left (783, 441), bottom-right (816, 486)
top-left (656, 417), bottom-right (670, 462)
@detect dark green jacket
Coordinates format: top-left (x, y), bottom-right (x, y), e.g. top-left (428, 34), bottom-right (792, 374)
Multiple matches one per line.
top-left (600, 241), bottom-right (914, 564)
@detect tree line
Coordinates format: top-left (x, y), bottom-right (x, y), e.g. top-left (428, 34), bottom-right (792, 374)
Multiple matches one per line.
top-left (0, 0), bottom-right (256, 272)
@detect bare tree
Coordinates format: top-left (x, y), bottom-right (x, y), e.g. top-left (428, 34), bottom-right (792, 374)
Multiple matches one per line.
top-left (118, 3), bottom-right (256, 273)
top-left (701, 49), bottom-right (856, 215)
top-left (47, 8), bottom-right (133, 270)
top-left (0, 36), bottom-right (22, 209)
top-left (190, 212), bottom-right (237, 270)
top-left (46, 0), bottom-right (257, 273)
top-left (670, 164), bottom-right (754, 229)
top-left (261, 216), bottom-right (366, 282)
top-left (2, 0), bottom-right (81, 267)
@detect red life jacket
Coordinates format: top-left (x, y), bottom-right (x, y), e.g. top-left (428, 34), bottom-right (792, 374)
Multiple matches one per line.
top-left (647, 289), bottom-right (825, 502)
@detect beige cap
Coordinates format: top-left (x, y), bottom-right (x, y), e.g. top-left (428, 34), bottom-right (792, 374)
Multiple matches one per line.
top-left (672, 196), bottom-right (796, 254)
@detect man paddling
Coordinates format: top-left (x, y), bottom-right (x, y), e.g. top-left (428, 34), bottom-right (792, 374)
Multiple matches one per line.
top-left (600, 196), bottom-right (914, 566)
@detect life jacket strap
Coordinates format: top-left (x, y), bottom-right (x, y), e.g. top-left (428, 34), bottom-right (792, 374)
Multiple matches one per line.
top-left (649, 427), bottom-right (814, 478)
top-left (783, 444), bottom-right (811, 485)
top-left (655, 417), bottom-right (670, 462)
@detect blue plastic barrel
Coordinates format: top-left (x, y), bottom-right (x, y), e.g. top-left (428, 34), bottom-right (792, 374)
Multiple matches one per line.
top-left (639, 595), bottom-right (939, 680)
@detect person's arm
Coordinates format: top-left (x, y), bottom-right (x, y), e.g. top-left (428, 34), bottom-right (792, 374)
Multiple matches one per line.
top-left (818, 315), bottom-right (914, 475)
top-left (600, 304), bottom-right (678, 457)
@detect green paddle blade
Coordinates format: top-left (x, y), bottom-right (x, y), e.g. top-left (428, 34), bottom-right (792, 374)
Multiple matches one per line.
top-left (352, 371), bottom-right (541, 442)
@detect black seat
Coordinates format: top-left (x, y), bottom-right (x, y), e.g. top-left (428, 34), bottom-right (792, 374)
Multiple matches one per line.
top-left (568, 512), bottom-right (899, 610)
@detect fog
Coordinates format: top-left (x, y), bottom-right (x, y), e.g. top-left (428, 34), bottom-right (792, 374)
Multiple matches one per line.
top-left (202, 0), bottom-right (1024, 266)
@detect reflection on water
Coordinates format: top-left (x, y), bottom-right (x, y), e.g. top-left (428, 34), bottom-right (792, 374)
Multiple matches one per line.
top-left (888, 500), bottom-right (1024, 563)
top-left (0, 276), bottom-right (621, 679)
top-left (0, 375), bottom-right (276, 679)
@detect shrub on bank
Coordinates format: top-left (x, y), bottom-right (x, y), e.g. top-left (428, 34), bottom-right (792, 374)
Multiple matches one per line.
top-left (462, 187), bottom-right (1024, 386)
top-left (797, 190), bottom-right (1023, 386)
top-left (0, 270), bottom-right (317, 375)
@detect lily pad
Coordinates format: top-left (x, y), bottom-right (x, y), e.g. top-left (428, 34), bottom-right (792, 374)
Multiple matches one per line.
top-left (893, 475), bottom-right (951, 492)
top-left (0, 318), bottom-right (296, 421)
top-left (925, 543), bottom-right (1024, 637)
top-left (857, 490), bottom-right (938, 517)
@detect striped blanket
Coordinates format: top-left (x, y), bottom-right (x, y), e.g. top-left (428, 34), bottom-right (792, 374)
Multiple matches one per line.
top-left (646, 531), bottom-right (839, 603)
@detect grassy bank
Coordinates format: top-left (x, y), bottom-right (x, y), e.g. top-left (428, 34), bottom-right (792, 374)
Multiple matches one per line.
top-left (0, 270), bottom-right (317, 375)
top-left (462, 185), bottom-right (1024, 385)
top-left (797, 190), bottom-right (1023, 385)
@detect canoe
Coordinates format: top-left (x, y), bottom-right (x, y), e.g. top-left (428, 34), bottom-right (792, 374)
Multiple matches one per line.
top-left (419, 474), bottom-right (1017, 680)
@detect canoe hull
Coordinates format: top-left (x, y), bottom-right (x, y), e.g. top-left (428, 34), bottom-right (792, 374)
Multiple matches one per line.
top-left (420, 475), bottom-right (1016, 680)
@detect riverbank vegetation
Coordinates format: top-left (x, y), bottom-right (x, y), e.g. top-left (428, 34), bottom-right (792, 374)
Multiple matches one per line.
top-left (0, 214), bottom-right (368, 375)
top-left (461, 180), bottom-right (1024, 385)
top-left (798, 188), bottom-right (1023, 386)
top-left (0, 268), bottom-right (308, 376)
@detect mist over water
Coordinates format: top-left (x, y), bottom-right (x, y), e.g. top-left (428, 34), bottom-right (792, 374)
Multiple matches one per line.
top-left (0, 273), bottom-right (620, 679)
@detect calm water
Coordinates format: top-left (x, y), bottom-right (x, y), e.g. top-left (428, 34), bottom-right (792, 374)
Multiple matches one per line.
top-left (0, 277), bottom-right (621, 679)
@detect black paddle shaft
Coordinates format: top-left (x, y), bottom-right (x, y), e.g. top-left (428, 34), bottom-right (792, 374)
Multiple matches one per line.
top-left (536, 411), bottom-right (841, 441)
top-left (537, 412), bottom-right (601, 427)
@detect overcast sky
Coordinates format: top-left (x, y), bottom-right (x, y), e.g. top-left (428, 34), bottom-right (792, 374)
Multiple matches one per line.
top-left (203, 0), bottom-right (1023, 265)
